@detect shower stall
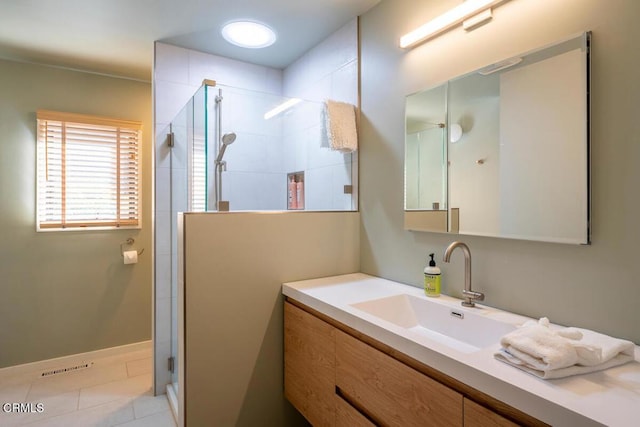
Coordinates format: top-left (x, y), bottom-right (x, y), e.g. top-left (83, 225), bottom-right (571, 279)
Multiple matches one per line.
top-left (165, 81), bottom-right (355, 213)
top-left (159, 80), bottom-right (357, 421)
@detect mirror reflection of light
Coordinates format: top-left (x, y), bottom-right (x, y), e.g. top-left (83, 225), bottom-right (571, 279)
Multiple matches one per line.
top-left (221, 21), bottom-right (276, 49)
top-left (450, 123), bottom-right (463, 143)
top-left (264, 98), bottom-right (301, 120)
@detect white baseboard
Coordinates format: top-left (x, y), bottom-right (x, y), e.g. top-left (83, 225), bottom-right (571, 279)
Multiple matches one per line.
top-left (0, 340), bottom-right (152, 381)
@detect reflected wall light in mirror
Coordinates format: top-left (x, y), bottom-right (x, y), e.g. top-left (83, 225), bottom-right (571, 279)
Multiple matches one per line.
top-left (450, 123), bottom-right (463, 143)
top-left (399, 0), bottom-right (510, 48)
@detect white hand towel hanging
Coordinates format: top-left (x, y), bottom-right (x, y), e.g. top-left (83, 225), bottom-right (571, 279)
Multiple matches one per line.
top-left (324, 100), bottom-right (358, 153)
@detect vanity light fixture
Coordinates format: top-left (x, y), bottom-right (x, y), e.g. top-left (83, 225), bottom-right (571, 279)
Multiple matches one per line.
top-left (264, 98), bottom-right (301, 120)
top-left (400, 0), bottom-right (509, 49)
top-left (221, 20), bottom-right (276, 49)
top-left (477, 57), bottom-right (522, 75)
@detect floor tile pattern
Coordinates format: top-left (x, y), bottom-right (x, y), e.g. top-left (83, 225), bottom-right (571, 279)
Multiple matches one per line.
top-left (0, 349), bottom-right (176, 427)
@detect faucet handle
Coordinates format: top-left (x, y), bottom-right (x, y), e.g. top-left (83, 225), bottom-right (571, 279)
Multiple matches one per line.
top-left (462, 289), bottom-right (485, 302)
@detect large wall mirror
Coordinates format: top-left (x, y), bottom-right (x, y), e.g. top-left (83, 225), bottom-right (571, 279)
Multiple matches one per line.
top-left (404, 32), bottom-right (591, 244)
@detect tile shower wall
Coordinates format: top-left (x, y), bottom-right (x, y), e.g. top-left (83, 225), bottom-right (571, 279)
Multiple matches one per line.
top-left (282, 18), bottom-right (359, 211)
top-left (218, 88), bottom-right (287, 210)
top-left (153, 43), bottom-right (283, 393)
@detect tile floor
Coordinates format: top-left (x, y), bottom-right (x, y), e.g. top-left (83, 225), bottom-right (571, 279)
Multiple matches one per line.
top-left (0, 348), bottom-right (176, 427)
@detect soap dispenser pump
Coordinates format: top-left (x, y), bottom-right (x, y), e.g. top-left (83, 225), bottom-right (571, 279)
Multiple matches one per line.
top-left (424, 253), bottom-right (441, 297)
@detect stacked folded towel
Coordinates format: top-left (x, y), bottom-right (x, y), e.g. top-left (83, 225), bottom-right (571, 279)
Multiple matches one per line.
top-left (324, 100), bottom-right (358, 153)
top-left (494, 317), bottom-right (635, 379)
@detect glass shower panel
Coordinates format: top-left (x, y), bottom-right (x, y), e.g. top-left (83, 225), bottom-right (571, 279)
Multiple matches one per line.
top-left (200, 84), bottom-right (354, 212)
top-left (169, 97), bottom-right (192, 394)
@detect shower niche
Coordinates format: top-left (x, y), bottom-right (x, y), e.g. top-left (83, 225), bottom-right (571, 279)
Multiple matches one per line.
top-left (287, 171), bottom-right (305, 210)
top-left (164, 81), bottom-right (356, 213)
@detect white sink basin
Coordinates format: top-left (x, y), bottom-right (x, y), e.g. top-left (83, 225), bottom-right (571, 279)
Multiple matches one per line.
top-left (350, 294), bottom-right (517, 353)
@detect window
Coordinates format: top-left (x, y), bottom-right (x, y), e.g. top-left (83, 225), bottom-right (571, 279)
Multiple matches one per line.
top-left (36, 110), bottom-right (142, 230)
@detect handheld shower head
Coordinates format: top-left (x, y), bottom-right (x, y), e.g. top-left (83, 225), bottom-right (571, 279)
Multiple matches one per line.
top-left (216, 132), bottom-right (237, 163)
top-left (221, 132), bottom-right (236, 145)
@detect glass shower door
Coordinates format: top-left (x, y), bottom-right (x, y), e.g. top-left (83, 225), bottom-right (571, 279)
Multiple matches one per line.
top-left (167, 84), bottom-right (207, 425)
top-left (167, 101), bottom-right (189, 414)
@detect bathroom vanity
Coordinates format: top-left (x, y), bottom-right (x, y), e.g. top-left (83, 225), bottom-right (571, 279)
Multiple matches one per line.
top-left (283, 274), bottom-right (640, 426)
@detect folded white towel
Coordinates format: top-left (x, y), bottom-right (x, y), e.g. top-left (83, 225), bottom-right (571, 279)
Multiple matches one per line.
top-left (499, 317), bottom-right (581, 371)
top-left (495, 317), bottom-right (636, 379)
top-left (324, 100), bottom-right (358, 153)
top-left (571, 327), bottom-right (635, 366)
top-left (495, 349), bottom-right (633, 380)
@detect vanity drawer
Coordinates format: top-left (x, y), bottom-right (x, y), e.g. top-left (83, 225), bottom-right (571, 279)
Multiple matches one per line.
top-left (335, 394), bottom-right (376, 427)
top-left (464, 398), bottom-right (519, 427)
top-left (336, 330), bottom-right (463, 426)
top-left (284, 302), bottom-right (336, 427)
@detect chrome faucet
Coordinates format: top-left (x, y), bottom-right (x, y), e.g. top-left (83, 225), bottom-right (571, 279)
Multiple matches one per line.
top-left (443, 241), bottom-right (485, 307)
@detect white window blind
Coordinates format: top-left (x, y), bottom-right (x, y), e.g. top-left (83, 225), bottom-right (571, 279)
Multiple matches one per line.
top-left (190, 133), bottom-right (206, 212)
top-left (36, 110), bottom-right (142, 230)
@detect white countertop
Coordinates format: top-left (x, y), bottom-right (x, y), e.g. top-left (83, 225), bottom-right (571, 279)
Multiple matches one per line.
top-left (283, 273), bottom-right (640, 427)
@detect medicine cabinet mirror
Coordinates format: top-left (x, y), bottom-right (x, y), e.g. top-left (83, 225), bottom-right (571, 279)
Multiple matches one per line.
top-left (404, 32), bottom-right (591, 244)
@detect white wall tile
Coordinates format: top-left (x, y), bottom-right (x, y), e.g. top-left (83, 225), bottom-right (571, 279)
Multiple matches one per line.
top-left (293, 132), bottom-right (309, 173)
top-left (155, 211), bottom-right (171, 256)
top-left (332, 162), bottom-right (353, 210)
top-left (155, 132), bottom-right (172, 170)
top-left (224, 133), bottom-right (268, 173)
top-left (170, 168), bottom-right (188, 212)
top-left (169, 125), bottom-right (189, 171)
top-left (223, 172), bottom-right (287, 210)
top-left (331, 60), bottom-right (358, 105)
top-left (155, 43), bottom-right (190, 85)
top-left (188, 50), bottom-right (282, 94)
top-left (283, 18), bottom-right (358, 98)
top-left (154, 81), bottom-right (199, 132)
top-left (154, 299), bottom-right (171, 358)
top-left (265, 134), bottom-right (285, 174)
top-left (305, 166), bottom-right (333, 211)
top-left (153, 340), bottom-right (171, 395)
top-left (282, 135), bottom-right (296, 174)
top-left (154, 254), bottom-right (171, 300)
top-left (155, 168), bottom-right (170, 213)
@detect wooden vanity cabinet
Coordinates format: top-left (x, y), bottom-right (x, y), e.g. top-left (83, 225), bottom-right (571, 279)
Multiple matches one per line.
top-left (335, 394), bottom-right (375, 427)
top-left (284, 300), bottom-right (544, 427)
top-left (336, 330), bottom-right (463, 426)
top-left (463, 398), bottom-right (519, 427)
top-left (284, 302), bottom-right (336, 426)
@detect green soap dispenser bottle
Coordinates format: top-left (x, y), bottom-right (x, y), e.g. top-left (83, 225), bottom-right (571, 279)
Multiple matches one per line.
top-left (424, 253), bottom-right (441, 297)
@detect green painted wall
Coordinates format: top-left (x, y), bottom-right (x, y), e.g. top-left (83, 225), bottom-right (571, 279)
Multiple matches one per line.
top-left (0, 59), bottom-right (152, 368)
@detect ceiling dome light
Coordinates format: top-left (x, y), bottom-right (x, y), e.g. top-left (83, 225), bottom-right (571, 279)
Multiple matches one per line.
top-left (221, 21), bottom-right (276, 49)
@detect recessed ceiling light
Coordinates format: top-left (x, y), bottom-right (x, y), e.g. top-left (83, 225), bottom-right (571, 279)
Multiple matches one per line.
top-left (221, 21), bottom-right (276, 49)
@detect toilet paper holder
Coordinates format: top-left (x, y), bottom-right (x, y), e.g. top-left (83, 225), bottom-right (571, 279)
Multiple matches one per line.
top-left (121, 238), bottom-right (144, 257)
